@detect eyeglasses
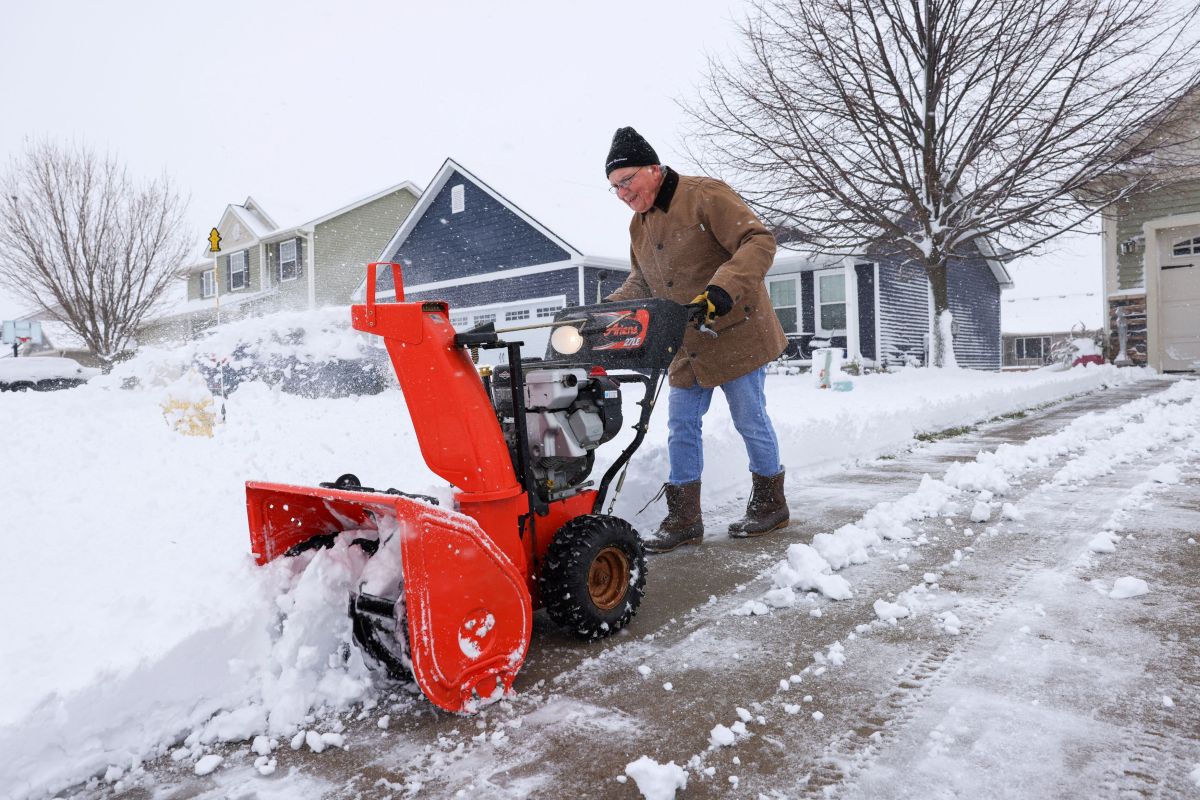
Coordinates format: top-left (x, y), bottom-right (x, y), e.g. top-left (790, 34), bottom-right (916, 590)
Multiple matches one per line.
top-left (608, 166), bottom-right (645, 194)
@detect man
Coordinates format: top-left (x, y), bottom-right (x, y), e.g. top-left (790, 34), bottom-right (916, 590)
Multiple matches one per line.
top-left (603, 126), bottom-right (790, 553)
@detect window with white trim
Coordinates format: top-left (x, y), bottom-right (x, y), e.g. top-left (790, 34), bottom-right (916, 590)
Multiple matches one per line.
top-left (228, 250), bottom-right (248, 291)
top-left (1171, 235), bottom-right (1200, 257)
top-left (201, 269), bottom-right (216, 298)
top-left (768, 278), bottom-right (798, 334)
top-left (505, 309), bottom-right (531, 322)
top-left (279, 239), bottom-right (299, 282)
top-left (474, 313), bottom-right (495, 326)
top-left (814, 270), bottom-right (847, 335)
top-left (450, 316), bottom-right (469, 328)
top-left (536, 305), bottom-right (562, 318)
top-left (1013, 336), bottom-right (1051, 363)
top-left (451, 184), bottom-right (465, 214)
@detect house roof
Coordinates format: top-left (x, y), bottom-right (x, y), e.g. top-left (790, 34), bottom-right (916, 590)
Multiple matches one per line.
top-left (186, 181), bottom-right (422, 272)
top-left (377, 158), bottom-right (632, 264)
top-left (772, 242), bottom-right (1014, 288)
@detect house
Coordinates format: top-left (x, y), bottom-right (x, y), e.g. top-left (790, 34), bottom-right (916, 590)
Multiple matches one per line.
top-left (9, 307), bottom-right (102, 367)
top-left (1099, 87), bottom-right (1200, 372)
top-left (359, 159), bottom-right (630, 356)
top-left (141, 182), bottom-right (420, 343)
top-left (766, 242), bottom-right (1013, 370)
top-left (1000, 293), bottom-right (1103, 370)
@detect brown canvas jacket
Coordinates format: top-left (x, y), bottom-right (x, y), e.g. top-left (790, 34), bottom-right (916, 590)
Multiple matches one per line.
top-left (606, 168), bottom-right (787, 388)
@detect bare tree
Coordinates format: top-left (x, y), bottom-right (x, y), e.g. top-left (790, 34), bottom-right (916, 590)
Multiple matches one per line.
top-left (0, 140), bottom-right (192, 366)
top-left (687, 0), bottom-right (1200, 365)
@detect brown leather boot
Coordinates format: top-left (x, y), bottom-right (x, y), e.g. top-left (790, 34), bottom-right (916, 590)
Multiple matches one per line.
top-left (728, 470), bottom-right (789, 538)
top-left (643, 481), bottom-right (704, 553)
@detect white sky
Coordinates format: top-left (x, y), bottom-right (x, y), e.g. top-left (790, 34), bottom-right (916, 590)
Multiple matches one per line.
top-left (0, 0), bottom-right (1098, 328)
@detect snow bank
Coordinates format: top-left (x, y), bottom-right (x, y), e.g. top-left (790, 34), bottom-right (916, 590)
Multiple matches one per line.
top-left (0, 337), bottom-right (1161, 798)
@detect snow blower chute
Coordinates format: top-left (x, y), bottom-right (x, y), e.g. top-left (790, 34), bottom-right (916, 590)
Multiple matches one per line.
top-left (246, 263), bottom-right (693, 712)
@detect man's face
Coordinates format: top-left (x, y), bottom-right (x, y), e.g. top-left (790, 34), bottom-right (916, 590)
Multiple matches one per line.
top-left (609, 165), bottom-right (659, 213)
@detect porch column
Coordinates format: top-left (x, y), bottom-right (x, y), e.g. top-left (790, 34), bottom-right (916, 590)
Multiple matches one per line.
top-left (843, 258), bottom-right (861, 361)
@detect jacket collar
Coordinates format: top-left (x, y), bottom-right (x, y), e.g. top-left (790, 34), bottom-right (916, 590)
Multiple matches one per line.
top-left (645, 166), bottom-right (678, 216)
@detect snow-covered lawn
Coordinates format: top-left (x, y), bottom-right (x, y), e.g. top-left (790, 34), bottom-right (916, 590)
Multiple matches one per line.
top-left (0, 349), bottom-right (1158, 798)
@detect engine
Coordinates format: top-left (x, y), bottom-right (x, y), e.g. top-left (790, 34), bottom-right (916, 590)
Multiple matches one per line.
top-left (491, 365), bottom-right (623, 500)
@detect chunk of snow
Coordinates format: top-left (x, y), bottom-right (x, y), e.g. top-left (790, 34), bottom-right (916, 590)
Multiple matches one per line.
top-left (736, 707), bottom-right (753, 722)
top-left (1001, 503), bottom-right (1024, 521)
top-left (193, 754), bottom-right (222, 776)
top-left (874, 599), bottom-right (911, 622)
top-left (377, 715), bottom-right (390, 730)
top-left (1162, 696), bottom-right (1175, 708)
top-left (637, 665), bottom-right (652, 677)
top-left (939, 611), bottom-right (962, 635)
top-left (774, 544), bottom-right (853, 600)
top-left (624, 756), bottom-right (688, 800)
top-left (663, 682), bottom-right (673, 691)
top-left (1109, 577), bottom-right (1150, 599)
top-left (1089, 532), bottom-right (1119, 553)
top-left (969, 501), bottom-right (992, 522)
top-left (709, 724), bottom-right (736, 747)
top-left (1147, 464), bottom-right (1181, 484)
top-left (812, 711), bottom-right (825, 721)
top-left (254, 755), bottom-right (277, 775)
top-left (251, 735), bottom-right (272, 755)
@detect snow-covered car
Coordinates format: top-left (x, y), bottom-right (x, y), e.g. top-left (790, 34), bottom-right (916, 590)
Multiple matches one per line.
top-left (0, 356), bottom-right (102, 392)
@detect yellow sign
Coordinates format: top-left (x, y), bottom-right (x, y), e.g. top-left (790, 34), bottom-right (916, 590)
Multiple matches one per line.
top-left (208, 227), bottom-right (222, 253)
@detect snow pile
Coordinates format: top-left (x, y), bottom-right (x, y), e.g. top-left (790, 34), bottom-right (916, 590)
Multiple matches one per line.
top-left (624, 756), bottom-right (688, 800)
top-left (103, 307), bottom-right (390, 398)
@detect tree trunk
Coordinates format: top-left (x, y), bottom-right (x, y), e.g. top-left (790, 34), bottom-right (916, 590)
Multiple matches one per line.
top-left (925, 258), bottom-right (951, 367)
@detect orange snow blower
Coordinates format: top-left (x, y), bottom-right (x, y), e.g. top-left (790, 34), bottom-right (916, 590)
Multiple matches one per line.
top-left (246, 263), bottom-right (692, 712)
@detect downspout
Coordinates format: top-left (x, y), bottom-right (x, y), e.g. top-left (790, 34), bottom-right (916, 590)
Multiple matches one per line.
top-left (305, 227), bottom-right (317, 309)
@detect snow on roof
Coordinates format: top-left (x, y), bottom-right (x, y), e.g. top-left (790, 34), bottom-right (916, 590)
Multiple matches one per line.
top-left (1001, 229), bottom-right (1103, 334)
top-left (38, 320), bottom-right (88, 351)
top-left (1002, 292), bottom-right (1103, 335)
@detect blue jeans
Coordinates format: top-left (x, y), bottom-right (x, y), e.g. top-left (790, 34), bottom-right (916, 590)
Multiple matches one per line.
top-left (667, 366), bottom-right (782, 485)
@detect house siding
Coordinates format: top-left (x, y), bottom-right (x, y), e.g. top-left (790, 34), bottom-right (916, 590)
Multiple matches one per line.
top-left (404, 268), bottom-right (580, 312)
top-left (875, 256), bottom-right (931, 367)
top-left (946, 249), bottom-right (1002, 370)
top-left (314, 190), bottom-right (418, 307)
top-left (1112, 178), bottom-right (1200, 290)
top-left (185, 246), bottom-right (260, 301)
top-left (382, 172), bottom-right (573, 291)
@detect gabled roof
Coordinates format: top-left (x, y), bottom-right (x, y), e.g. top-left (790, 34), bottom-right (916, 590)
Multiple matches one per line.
top-left (377, 159), bottom-right (584, 262)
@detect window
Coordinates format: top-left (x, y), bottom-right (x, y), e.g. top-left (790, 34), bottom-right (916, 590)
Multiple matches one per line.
top-left (815, 270), bottom-right (847, 335)
top-left (1014, 336), bottom-right (1050, 362)
top-left (505, 309), bottom-right (531, 322)
top-left (474, 313), bottom-right (495, 326)
top-left (201, 269), bottom-right (216, 298)
top-left (228, 250), bottom-right (248, 291)
top-left (279, 239), bottom-right (299, 282)
top-left (1171, 235), bottom-right (1200, 257)
top-left (536, 305), bottom-right (563, 318)
top-left (451, 184), bottom-right (465, 214)
top-left (450, 316), bottom-right (469, 328)
top-left (768, 279), bottom-right (798, 334)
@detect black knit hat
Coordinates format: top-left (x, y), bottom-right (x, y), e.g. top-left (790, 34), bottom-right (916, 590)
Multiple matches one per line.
top-left (605, 127), bottom-right (659, 176)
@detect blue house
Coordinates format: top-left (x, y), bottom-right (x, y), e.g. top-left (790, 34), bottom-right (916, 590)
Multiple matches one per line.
top-left (359, 159), bottom-right (630, 354)
top-left (767, 242), bottom-right (1013, 370)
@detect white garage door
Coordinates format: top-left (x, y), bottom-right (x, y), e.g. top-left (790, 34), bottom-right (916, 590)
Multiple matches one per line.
top-left (1160, 232), bottom-right (1200, 372)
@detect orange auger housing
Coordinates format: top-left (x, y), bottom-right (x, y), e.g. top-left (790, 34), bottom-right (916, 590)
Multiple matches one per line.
top-left (247, 263), bottom-right (689, 712)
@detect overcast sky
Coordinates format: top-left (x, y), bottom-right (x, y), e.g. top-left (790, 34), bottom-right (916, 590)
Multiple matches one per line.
top-left (0, 0), bottom-right (1099, 325)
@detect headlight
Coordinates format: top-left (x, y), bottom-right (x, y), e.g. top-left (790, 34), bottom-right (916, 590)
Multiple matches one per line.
top-left (550, 325), bottom-right (584, 355)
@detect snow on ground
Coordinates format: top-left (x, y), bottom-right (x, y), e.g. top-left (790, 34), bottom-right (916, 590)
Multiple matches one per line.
top-left (0, 320), bottom-right (1160, 799)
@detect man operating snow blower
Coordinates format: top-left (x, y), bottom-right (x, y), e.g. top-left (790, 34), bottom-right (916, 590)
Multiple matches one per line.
top-left (603, 126), bottom-right (791, 553)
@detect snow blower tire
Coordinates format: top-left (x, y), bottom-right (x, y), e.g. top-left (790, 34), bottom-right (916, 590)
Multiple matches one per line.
top-left (540, 514), bottom-right (647, 640)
